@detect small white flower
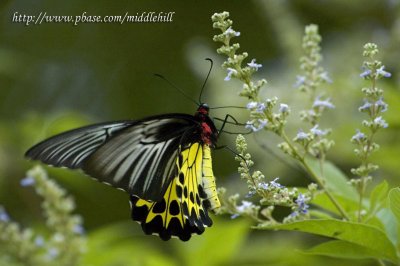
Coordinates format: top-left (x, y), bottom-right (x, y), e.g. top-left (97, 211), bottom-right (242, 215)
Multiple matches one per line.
top-left (374, 116), bottom-right (388, 128)
top-left (245, 190), bottom-right (256, 198)
top-left (257, 119), bottom-right (268, 131)
top-left (295, 193), bottom-right (309, 214)
top-left (258, 178), bottom-right (283, 190)
top-left (247, 59), bottom-right (262, 71)
top-left (279, 103), bottom-right (290, 113)
top-left (236, 201), bottom-right (253, 212)
top-left (320, 71), bottom-right (332, 83)
top-left (224, 67), bottom-right (237, 81)
top-left (310, 125), bottom-right (327, 136)
top-left (246, 101), bottom-right (258, 109)
top-left (245, 119), bottom-right (267, 132)
top-left (265, 97), bottom-right (278, 104)
top-left (245, 101), bottom-right (266, 113)
top-left (256, 103), bottom-right (266, 113)
top-left (313, 97), bottom-right (335, 109)
top-left (360, 68), bottom-right (372, 78)
top-left (358, 101), bottom-right (372, 112)
top-left (375, 98), bottom-right (388, 112)
top-left (351, 130), bottom-right (366, 143)
top-left (376, 65), bottom-right (391, 78)
top-left (20, 176), bottom-right (35, 187)
top-left (294, 75), bottom-right (306, 88)
top-left (295, 130), bottom-right (309, 140)
top-left (270, 177), bottom-right (284, 188)
top-left (290, 211), bottom-right (300, 217)
top-left (258, 182), bottom-right (269, 190)
top-left (245, 121), bottom-right (256, 131)
top-left (224, 27), bottom-right (240, 37)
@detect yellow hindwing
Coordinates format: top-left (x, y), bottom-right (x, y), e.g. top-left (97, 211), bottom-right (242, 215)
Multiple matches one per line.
top-left (130, 143), bottom-right (220, 241)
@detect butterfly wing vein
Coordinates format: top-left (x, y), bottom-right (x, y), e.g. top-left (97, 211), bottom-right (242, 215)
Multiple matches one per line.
top-left (25, 115), bottom-right (198, 201)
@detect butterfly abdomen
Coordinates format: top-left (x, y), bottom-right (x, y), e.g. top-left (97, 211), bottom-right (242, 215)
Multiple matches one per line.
top-left (200, 145), bottom-right (220, 210)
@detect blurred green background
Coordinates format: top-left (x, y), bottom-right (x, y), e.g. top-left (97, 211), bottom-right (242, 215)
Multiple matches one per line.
top-left (1, 0), bottom-right (399, 265)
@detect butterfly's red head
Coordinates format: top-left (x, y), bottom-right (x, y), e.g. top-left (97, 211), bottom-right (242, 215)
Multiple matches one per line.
top-left (195, 103), bottom-right (217, 147)
top-left (196, 103), bottom-right (209, 116)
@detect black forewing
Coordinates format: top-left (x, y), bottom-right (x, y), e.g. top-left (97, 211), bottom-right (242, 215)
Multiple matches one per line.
top-left (25, 114), bottom-right (200, 201)
top-left (82, 114), bottom-right (199, 201)
top-left (25, 121), bottom-right (135, 168)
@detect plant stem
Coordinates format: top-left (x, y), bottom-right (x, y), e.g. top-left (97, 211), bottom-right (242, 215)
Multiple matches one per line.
top-left (301, 158), bottom-right (350, 220)
top-left (357, 178), bottom-right (366, 222)
top-left (356, 74), bottom-right (378, 222)
top-left (357, 185), bottom-right (363, 222)
top-left (281, 131), bottom-right (350, 220)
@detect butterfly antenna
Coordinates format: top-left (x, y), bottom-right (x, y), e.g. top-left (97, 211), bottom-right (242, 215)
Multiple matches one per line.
top-left (154, 73), bottom-right (199, 106)
top-left (199, 58), bottom-right (213, 104)
top-left (210, 106), bottom-right (246, 110)
top-left (221, 145), bottom-right (251, 169)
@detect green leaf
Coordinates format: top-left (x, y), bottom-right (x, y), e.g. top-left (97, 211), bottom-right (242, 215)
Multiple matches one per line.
top-left (369, 180), bottom-right (389, 214)
top-left (389, 187), bottom-right (400, 223)
top-left (312, 192), bottom-right (359, 216)
top-left (174, 217), bottom-right (250, 266)
top-left (259, 219), bottom-right (398, 263)
top-left (303, 240), bottom-right (386, 260)
top-left (306, 159), bottom-right (358, 201)
top-left (389, 187), bottom-right (400, 250)
top-left (375, 208), bottom-right (398, 246)
top-left (308, 209), bottom-right (335, 219)
top-left (83, 222), bottom-right (177, 266)
top-left (365, 216), bottom-right (385, 231)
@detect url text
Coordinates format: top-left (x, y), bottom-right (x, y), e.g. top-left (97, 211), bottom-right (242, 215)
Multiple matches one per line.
top-left (12, 11), bottom-right (175, 26)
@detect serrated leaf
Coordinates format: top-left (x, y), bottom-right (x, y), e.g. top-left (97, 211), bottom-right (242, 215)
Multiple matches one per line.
top-left (303, 240), bottom-right (385, 260)
top-left (259, 219), bottom-right (398, 263)
top-left (306, 159), bottom-right (358, 201)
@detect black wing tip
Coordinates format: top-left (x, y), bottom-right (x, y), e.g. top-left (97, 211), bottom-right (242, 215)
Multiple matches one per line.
top-left (24, 139), bottom-right (45, 160)
top-left (24, 145), bottom-right (46, 163)
top-left (24, 147), bottom-right (37, 160)
top-left (25, 147), bottom-right (33, 156)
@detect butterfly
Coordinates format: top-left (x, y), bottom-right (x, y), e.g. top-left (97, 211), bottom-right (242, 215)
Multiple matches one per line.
top-left (25, 103), bottom-right (221, 241)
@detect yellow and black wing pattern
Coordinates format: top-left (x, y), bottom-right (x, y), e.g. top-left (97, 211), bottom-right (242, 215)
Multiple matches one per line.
top-left (130, 143), bottom-right (220, 241)
top-left (25, 104), bottom-right (220, 241)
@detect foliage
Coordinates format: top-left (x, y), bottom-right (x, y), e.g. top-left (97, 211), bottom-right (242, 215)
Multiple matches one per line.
top-left (212, 11), bottom-right (399, 265)
top-left (0, 166), bottom-right (85, 266)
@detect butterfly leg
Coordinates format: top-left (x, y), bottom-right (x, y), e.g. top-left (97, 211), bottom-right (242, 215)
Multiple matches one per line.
top-left (214, 114), bottom-right (252, 135)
